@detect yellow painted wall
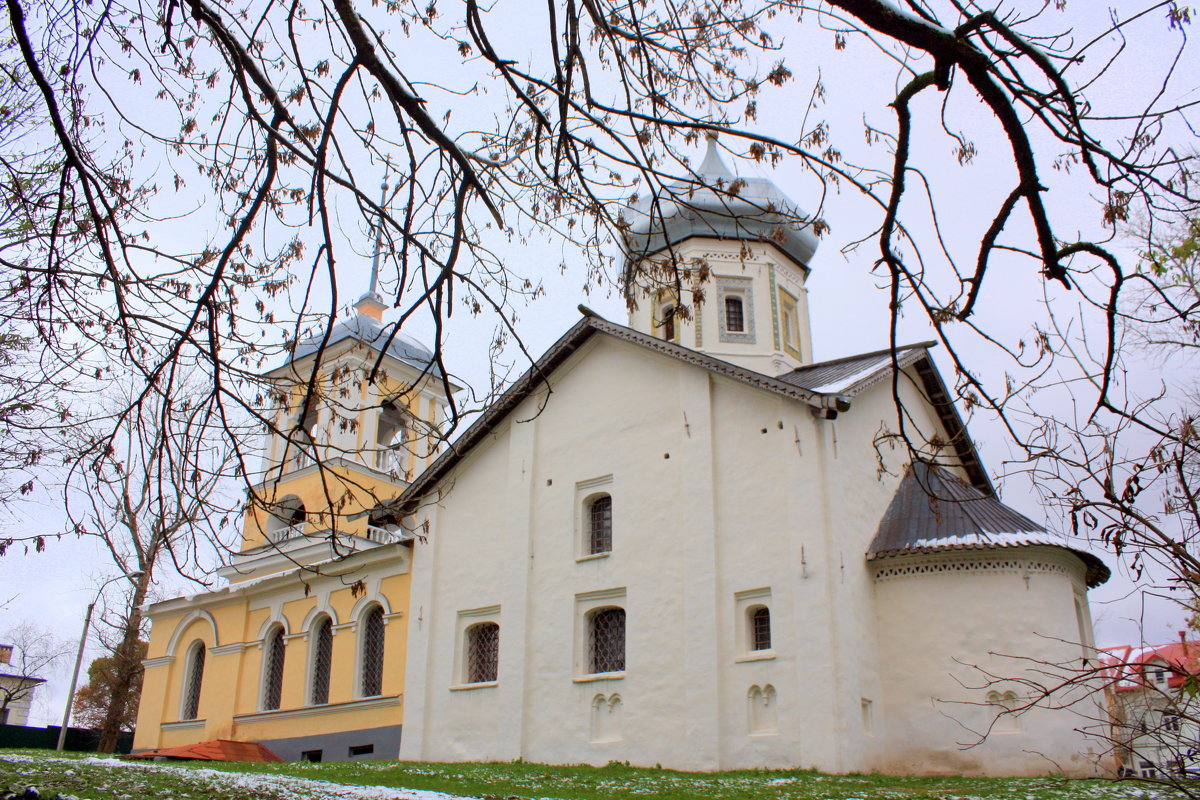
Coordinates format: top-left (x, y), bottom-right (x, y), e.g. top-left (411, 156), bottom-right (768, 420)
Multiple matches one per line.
top-left (134, 568), bottom-right (411, 752)
top-left (135, 333), bottom-right (438, 756)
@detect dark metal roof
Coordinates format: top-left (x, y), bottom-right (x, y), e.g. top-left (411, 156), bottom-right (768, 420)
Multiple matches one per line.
top-left (777, 343), bottom-right (934, 395)
top-left (868, 461), bottom-right (1109, 587)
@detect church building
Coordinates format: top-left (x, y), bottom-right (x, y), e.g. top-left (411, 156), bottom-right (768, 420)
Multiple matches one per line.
top-left (134, 141), bottom-right (1110, 776)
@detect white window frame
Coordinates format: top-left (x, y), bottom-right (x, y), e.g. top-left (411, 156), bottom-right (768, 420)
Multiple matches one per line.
top-left (734, 588), bottom-right (774, 661)
top-left (306, 613), bottom-right (335, 706)
top-left (575, 475), bottom-right (614, 561)
top-left (354, 603), bottom-right (387, 699)
top-left (179, 640), bottom-right (207, 721)
top-left (258, 622), bottom-right (288, 712)
top-left (574, 588), bottom-right (627, 681)
top-left (717, 276), bottom-right (755, 344)
top-left (451, 605), bottom-right (501, 690)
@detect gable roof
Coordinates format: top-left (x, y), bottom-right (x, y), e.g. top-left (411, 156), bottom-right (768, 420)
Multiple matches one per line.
top-left (1103, 641), bottom-right (1200, 692)
top-left (125, 739), bottom-right (282, 762)
top-left (778, 344), bottom-right (932, 395)
top-left (868, 461), bottom-right (1109, 587)
top-left (398, 310), bottom-right (993, 509)
top-left (779, 345), bottom-right (990, 492)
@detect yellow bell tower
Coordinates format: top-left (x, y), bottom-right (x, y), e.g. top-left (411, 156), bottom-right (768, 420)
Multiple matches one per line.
top-left (135, 184), bottom-right (459, 759)
top-left (222, 290), bottom-right (459, 583)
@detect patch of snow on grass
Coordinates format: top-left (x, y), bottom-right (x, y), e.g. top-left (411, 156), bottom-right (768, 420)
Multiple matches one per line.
top-left (5, 754), bottom-right (483, 800)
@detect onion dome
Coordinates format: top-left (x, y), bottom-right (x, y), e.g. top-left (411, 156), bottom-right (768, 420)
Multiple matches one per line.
top-left (623, 135), bottom-right (821, 272)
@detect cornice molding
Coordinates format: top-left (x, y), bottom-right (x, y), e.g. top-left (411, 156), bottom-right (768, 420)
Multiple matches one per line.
top-left (232, 694), bottom-right (401, 725)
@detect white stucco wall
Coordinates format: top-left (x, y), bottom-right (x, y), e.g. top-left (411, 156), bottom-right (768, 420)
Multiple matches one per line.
top-left (871, 547), bottom-right (1103, 776)
top-left (399, 332), bottom-right (1103, 775)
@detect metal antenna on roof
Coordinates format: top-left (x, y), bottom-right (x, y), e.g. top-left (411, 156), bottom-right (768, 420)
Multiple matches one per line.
top-left (367, 173), bottom-right (389, 297)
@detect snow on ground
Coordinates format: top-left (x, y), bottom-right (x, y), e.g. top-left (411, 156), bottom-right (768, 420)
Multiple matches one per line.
top-left (0, 754), bottom-right (482, 800)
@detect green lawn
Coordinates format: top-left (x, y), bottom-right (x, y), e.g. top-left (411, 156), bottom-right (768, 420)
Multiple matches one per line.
top-left (0, 749), bottom-right (1172, 800)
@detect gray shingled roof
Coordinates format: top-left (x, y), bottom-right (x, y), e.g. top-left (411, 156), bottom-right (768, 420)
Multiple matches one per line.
top-left (289, 313), bottom-right (440, 375)
top-left (777, 343), bottom-right (934, 396)
top-left (623, 138), bottom-right (822, 274)
top-left (868, 461), bottom-right (1109, 587)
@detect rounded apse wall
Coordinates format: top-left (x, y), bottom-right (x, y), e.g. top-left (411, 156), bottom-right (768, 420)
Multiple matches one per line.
top-left (869, 546), bottom-right (1103, 777)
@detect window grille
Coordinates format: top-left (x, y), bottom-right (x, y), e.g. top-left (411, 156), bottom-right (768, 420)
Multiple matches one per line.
top-left (588, 495), bottom-right (612, 555)
top-left (750, 606), bottom-right (771, 651)
top-left (466, 623), bottom-right (500, 683)
top-left (725, 296), bottom-right (745, 332)
top-left (589, 608), bottom-right (626, 674)
top-left (263, 627), bottom-right (286, 710)
top-left (311, 617), bottom-right (333, 705)
top-left (360, 606), bottom-right (385, 697)
top-left (182, 642), bottom-right (205, 720)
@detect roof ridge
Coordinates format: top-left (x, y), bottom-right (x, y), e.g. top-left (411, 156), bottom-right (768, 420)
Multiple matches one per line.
top-left (779, 340), bottom-right (937, 377)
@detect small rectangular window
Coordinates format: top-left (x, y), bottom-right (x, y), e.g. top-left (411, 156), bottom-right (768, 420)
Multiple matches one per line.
top-left (466, 622), bottom-right (500, 683)
top-left (588, 495), bottom-right (613, 554)
top-left (348, 744), bottom-right (375, 758)
top-left (589, 608), bottom-right (626, 674)
top-left (301, 750), bottom-right (322, 763)
top-left (725, 296), bottom-right (745, 333)
top-left (750, 607), bottom-right (771, 651)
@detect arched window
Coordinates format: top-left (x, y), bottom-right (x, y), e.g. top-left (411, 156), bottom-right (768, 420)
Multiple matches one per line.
top-left (310, 616), bottom-right (334, 705)
top-left (465, 622), bottom-right (500, 684)
top-left (375, 402), bottom-right (408, 472)
top-left (725, 296), bottom-right (745, 333)
top-left (658, 304), bottom-right (676, 342)
top-left (262, 625), bottom-right (286, 711)
top-left (181, 641), bottom-right (206, 720)
top-left (587, 495), bottom-right (612, 555)
top-left (266, 496), bottom-right (306, 542)
top-left (285, 392), bottom-right (319, 472)
top-left (589, 607), bottom-right (626, 674)
top-left (749, 606), bottom-right (771, 651)
top-left (359, 605), bottom-right (385, 697)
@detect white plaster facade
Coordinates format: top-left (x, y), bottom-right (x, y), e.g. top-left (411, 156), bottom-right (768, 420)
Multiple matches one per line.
top-left (395, 323), bottom-right (1105, 775)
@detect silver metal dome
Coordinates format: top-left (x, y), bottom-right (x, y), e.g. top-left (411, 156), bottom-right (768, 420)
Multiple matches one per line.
top-left (623, 136), bottom-right (821, 271)
top-left (290, 312), bottom-right (439, 374)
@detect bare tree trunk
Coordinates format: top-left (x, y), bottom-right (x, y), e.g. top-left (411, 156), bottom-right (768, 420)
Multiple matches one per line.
top-left (96, 570), bottom-right (149, 752)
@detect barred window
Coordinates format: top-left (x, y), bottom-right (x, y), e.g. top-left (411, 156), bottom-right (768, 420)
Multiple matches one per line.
top-left (262, 625), bottom-right (286, 710)
top-left (310, 616), bottom-right (333, 705)
top-left (588, 495), bottom-right (612, 555)
top-left (589, 608), bottom-right (626, 674)
top-left (360, 606), bottom-right (385, 697)
top-left (750, 606), bottom-right (771, 651)
top-left (725, 296), bottom-right (745, 332)
top-left (466, 622), bottom-right (500, 684)
top-left (182, 641), bottom-right (205, 720)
